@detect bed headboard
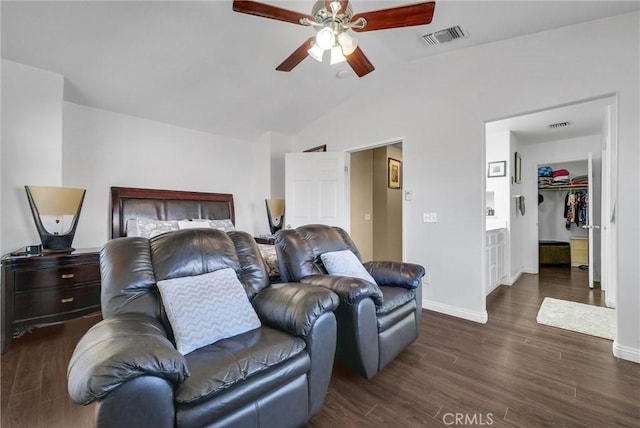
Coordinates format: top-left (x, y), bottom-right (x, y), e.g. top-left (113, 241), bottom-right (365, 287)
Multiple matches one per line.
top-left (110, 187), bottom-right (235, 239)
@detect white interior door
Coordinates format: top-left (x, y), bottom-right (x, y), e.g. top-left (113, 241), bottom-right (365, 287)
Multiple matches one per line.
top-left (285, 152), bottom-right (347, 230)
top-left (586, 152), bottom-right (595, 288)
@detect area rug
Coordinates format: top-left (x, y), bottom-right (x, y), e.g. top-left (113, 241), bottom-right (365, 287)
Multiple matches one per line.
top-left (536, 297), bottom-right (615, 340)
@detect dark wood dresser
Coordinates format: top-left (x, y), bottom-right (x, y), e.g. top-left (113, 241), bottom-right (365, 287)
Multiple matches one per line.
top-left (1, 248), bottom-right (101, 354)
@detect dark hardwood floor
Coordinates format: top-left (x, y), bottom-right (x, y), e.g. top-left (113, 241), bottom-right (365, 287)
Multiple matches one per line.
top-left (2, 266), bottom-right (638, 427)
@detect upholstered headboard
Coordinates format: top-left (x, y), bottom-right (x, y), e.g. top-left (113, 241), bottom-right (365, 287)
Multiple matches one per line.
top-left (110, 187), bottom-right (235, 239)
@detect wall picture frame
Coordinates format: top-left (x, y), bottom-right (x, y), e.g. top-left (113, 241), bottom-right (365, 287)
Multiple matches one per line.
top-left (488, 161), bottom-right (506, 178)
top-left (388, 158), bottom-right (401, 189)
top-left (514, 152), bottom-right (522, 183)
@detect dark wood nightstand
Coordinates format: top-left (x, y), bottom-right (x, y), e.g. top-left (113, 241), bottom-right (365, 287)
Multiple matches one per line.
top-left (1, 248), bottom-right (101, 354)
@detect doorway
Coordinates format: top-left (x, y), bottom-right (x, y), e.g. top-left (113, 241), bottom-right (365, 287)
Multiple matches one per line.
top-left (349, 142), bottom-right (403, 262)
top-left (484, 95), bottom-right (617, 309)
top-left (537, 158), bottom-right (599, 289)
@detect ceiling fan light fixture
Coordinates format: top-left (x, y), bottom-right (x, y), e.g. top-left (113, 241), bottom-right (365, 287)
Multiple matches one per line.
top-left (307, 43), bottom-right (325, 62)
top-left (315, 26), bottom-right (335, 50)
top-left (330, 45), bottom-right (346, 64)
top-left (232, 0), bottom-right (436, 78)
top-left (337, 31), bottom-right (358, 56)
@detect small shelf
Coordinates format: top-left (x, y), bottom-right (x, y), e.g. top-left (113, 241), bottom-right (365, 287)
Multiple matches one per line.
top-left (538, 185), bottom-right (588, 191)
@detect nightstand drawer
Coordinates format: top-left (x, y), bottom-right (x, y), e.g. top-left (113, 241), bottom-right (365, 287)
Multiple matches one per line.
top-left (14, 263), bottom-right (100, 292)
top-left (14, 284), bottom-right (101, 321)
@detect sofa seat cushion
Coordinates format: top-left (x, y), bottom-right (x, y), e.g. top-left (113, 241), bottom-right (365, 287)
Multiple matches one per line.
top-left (376, 286), bottom-right (415, 315)
top-left (176, 326), bottom-right (306, 404)
top-left (376, 286), bottom-right (416, 332)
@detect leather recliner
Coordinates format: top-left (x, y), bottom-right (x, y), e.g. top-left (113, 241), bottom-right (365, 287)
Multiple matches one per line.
top-left (67, 229), bottom-right (339, 428)
top-left (275, 224), bottom-right (426, 379)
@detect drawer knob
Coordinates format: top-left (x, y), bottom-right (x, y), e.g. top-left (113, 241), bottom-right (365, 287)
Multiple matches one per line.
top-left (61, 297), bottom-right (75, 304)
top-left (61, 273), bottom-right (75, 279)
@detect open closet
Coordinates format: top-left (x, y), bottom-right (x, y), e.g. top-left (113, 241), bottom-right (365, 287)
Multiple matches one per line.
top-left (537, 159), bottom-right (595, 283)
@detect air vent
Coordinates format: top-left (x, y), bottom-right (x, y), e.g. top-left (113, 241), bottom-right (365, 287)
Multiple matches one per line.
top-left (548, 121), bottom-right (571, 129)
top-left (420, 25), bottom-right (469, 46)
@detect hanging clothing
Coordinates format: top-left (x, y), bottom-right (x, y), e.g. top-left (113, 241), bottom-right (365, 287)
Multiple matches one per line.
top-left (564, 190), bottom-right (588, 229)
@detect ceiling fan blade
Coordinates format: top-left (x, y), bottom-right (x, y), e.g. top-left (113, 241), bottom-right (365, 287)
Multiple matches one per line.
top-left (276, 37), bottom-right (315, 72)
top-left (345, 47), bottom-right (375, 77)
top-left (232, 0), bottom-right (314, 25)
top-left (325, 0), bottom-right (349, 15)
top-left (351, 2), bottom-right (435, 32)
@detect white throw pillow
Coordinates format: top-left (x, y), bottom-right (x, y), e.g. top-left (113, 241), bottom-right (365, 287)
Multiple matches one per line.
top-left (178, 220), bottom-right (213, 230)
top-left (320, 250), bottom-right (377, 285)
top-left (157, 268), bottom-right (261, 355)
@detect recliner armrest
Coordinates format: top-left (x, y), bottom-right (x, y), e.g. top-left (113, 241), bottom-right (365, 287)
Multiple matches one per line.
top-left (363, 261), bottom-right (426, 289)
top-left (67, 313), bottom-right (189, 405)
top-left (300, 274), bottom-right (383, 307)
top-left (251, 283), bottom-right (339, 337)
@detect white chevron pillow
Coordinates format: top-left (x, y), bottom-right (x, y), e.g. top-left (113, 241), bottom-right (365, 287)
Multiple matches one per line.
top-left (157, 268), bottom-right (261, 355)
top-left (320, 250), bottom-right (377, 285)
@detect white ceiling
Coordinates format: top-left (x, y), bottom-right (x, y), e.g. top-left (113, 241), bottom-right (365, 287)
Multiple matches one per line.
top-left (486, 96), bottom-right (614, 144)
top-left (2, 1), bottom-right (638, 140)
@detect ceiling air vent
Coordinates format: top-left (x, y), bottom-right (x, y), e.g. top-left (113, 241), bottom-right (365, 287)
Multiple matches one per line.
top-left (548, 121), bottom-right (571, 129)
top-left (420, 25), bottom-right (469, 46)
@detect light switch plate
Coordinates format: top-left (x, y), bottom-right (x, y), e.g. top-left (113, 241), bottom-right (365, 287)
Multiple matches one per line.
top-left (404, 190), bottom-right (412, 201)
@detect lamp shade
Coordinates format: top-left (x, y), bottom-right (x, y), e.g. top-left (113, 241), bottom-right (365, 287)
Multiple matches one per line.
top-left (330, 45), bottom-right (346, 64)
top-left (26, 186), bottom-right (85, 215)
top-left (337, 32), bottom-right (358, 56)
top-left (265, 199), bottom-right (285, 235)
top-left (307, 43), bottom-right (324, 62)
top-left (315, 27), bottom-right (335, 50)
top-left (25, 186), bottom-right (86, 253)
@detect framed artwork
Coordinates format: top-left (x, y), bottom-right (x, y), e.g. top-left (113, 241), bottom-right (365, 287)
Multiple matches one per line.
top-left (303, 144), bottom-right (327, 153)
top-left (488, 161), bottom-right (506, 178)
top-left (388, 158), bottom-right (401, 189)
top-left (514, 152), bottom-right (522, 183)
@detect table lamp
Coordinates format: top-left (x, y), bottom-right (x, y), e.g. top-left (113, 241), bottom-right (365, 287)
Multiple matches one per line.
top-left (25, 185), bottom-right (86, 253)
top-left (265, 199), bottom-right (285, 235)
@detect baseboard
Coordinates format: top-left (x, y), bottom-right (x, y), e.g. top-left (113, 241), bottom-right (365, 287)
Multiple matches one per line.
top-left (486, 282), bottom-right (501, 296)
top-left (506, 270), bottom-right (523, 286)
top-left (613, 341), bottom-right (640, 363)
top-left (423, 299), bottom-right (488, 324)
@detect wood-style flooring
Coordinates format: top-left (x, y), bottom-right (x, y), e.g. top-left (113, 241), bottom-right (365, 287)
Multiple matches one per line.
top-left (2, 266), bottom-right (638, 427)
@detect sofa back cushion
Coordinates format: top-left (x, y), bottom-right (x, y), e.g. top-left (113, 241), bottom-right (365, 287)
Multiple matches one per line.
top-left (100, 229), bottom-right (270, 321)
top-left (275, 224), bottom-right (362, 282)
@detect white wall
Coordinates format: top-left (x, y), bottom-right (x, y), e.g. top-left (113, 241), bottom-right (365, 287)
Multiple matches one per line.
top-left (291, 12), bottom-right (640, 358)
top-left (509, 134), bottom-right (525, 282)
top-left (268, 131), bottom-right (293, 200)
top-left (1, 60), bottom-right (64, 254)
top-left (485, 131), bottom-right (510, 222)
top-left (62, 102), bottom-right (267, 248)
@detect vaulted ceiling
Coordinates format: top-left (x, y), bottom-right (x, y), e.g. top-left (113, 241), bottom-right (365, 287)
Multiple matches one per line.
top-left (2, 1), bottom-right (638, 140)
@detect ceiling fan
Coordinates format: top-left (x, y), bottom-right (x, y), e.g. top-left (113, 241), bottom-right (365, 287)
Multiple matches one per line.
top-left (232, 0), bottom-right (436, 77)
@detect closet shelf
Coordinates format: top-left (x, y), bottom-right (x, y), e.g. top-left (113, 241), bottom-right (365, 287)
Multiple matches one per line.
top-left (538, 185), bottom-right (588, 191)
